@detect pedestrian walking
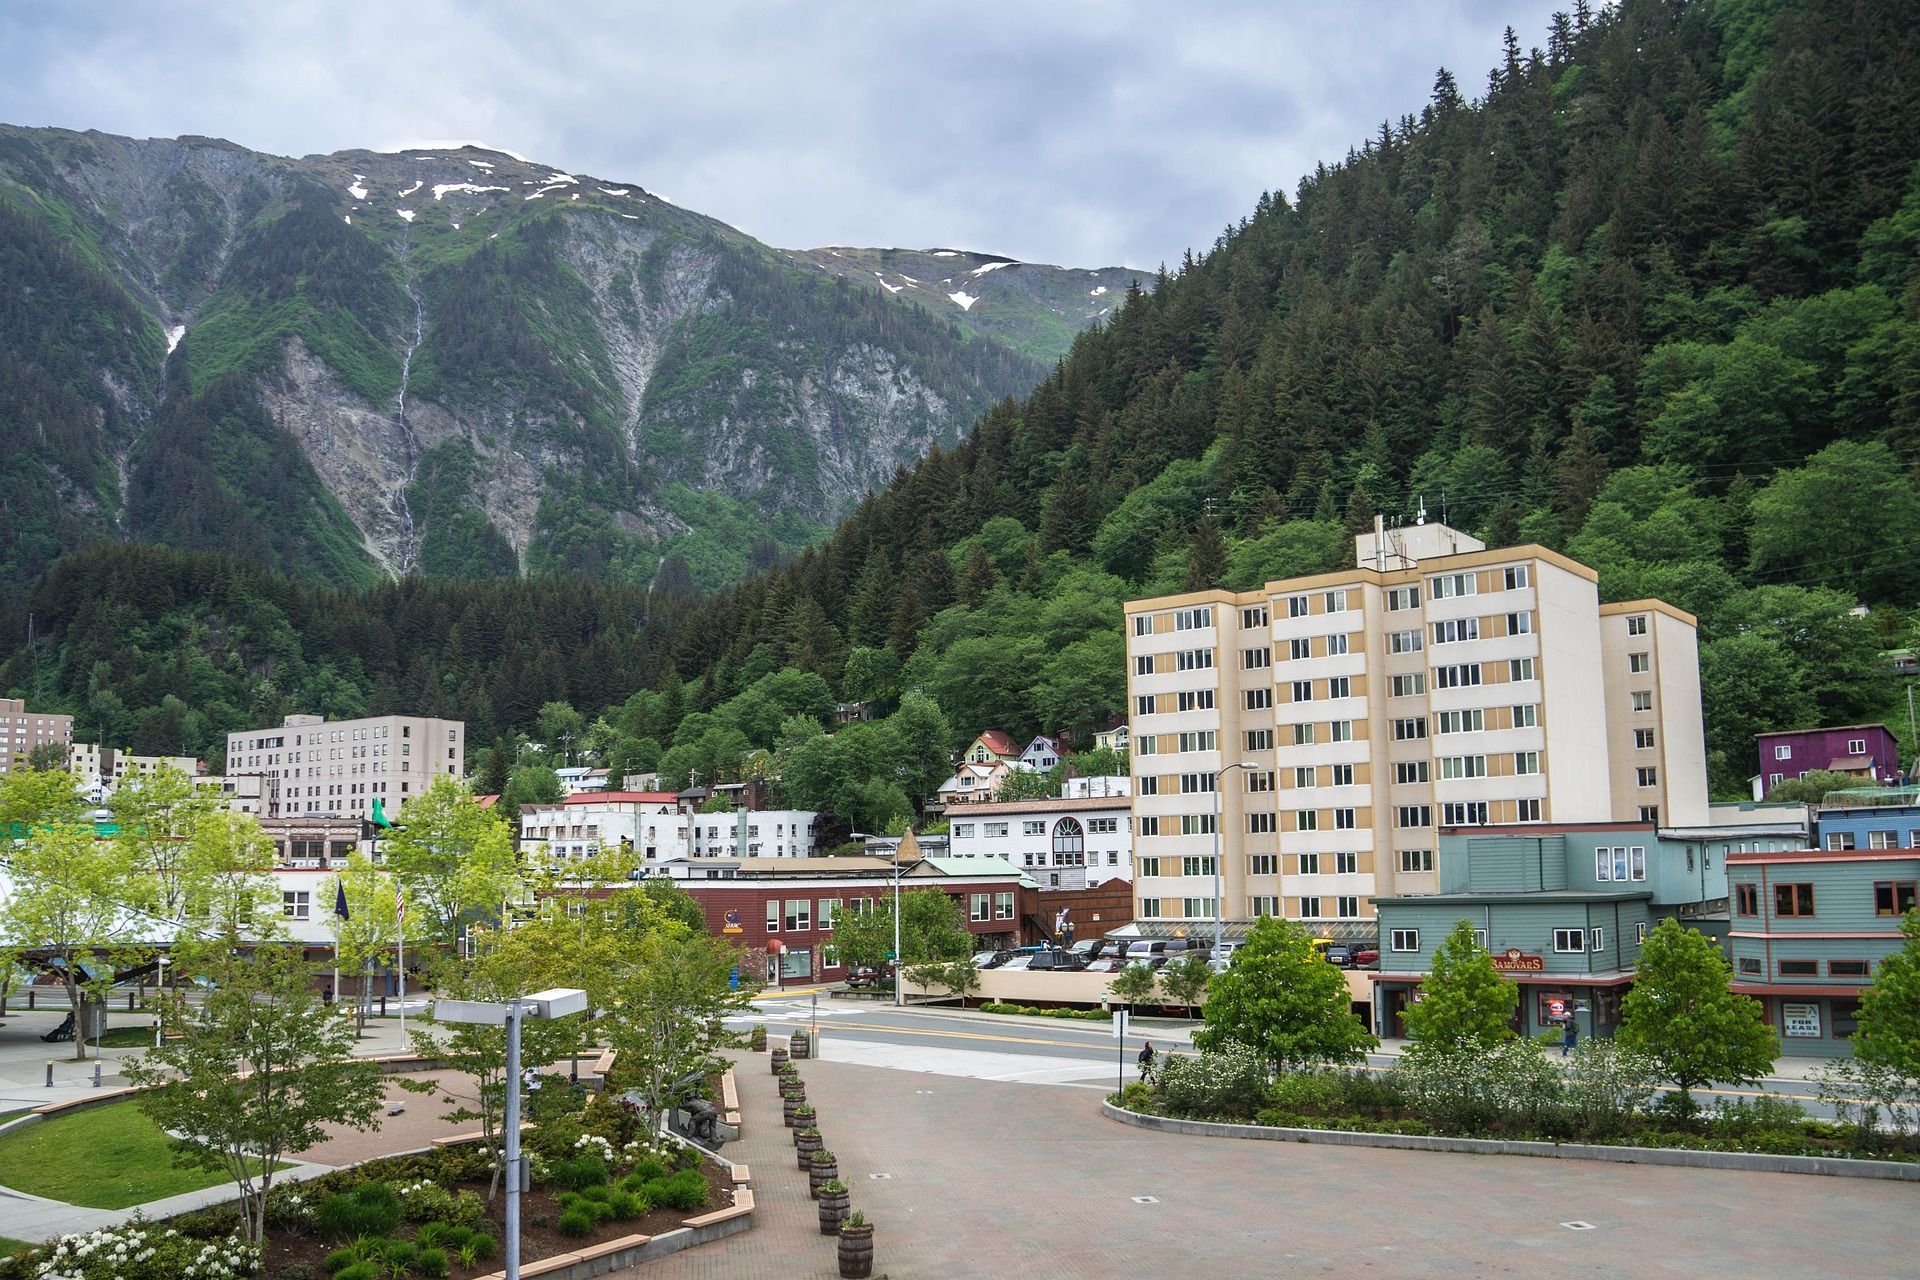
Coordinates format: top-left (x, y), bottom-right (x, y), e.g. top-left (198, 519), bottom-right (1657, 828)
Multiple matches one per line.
top-left (1137, 1040), bottom-right (1157, 1083)
top-left (1561, 1020), bottom-right (1578, 1057)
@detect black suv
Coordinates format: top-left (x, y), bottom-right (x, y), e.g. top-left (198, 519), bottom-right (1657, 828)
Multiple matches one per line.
top-left (1025, 949), bottom-right (1090, 972)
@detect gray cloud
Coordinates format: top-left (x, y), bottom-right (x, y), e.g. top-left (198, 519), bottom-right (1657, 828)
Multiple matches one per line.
top-left (1, 0), bottom-right (1561, 267)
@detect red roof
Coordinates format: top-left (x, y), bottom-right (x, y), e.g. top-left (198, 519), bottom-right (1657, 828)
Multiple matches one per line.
top-left (563, 791), bottom-right (678, 805)
top-left (974, 729), bottom-right (1018, 756)
top-left (474, 794), bottom-right (500, 808)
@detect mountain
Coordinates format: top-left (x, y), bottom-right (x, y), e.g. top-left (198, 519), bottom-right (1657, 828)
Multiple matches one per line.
top-left (781, 246), bottom-right (1141, 362)
top-left (7, 0), bottom-right (1920, 805)
top-left (0, 129), bottom-right (1134, 593)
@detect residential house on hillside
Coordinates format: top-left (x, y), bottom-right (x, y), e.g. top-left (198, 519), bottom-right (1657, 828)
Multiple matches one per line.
top-left (936, 760), bottom-right (1021, 806)
top-left (1094, 723), bottom-right (1130, 754)
top-left (1020, 735), bottom-right (1064, 771)
top-left (1755, 724), bottom-right (1901, 793)
top-left (962, 730), bottom-right (1021, 766)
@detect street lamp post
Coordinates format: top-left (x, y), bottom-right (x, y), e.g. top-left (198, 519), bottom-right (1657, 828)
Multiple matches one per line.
top-left (851, 832), bottom-right (909, 1008)
top-left (1212, 761), bottom-right (1259, 953)
top-left (435, 988), bottom-right (588, 1280)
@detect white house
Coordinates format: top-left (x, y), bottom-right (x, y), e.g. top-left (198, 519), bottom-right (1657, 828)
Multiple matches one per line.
top-left (518, 791), bottom-right (687, 862)
top-left (1019, 735), bottom-right (1064, 771)
top-left (945, 793), bottom-right (1132, 889)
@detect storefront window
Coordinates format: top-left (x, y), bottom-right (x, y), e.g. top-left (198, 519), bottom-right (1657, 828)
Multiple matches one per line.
top-left (780, 947), bottom-right (812, 979)
top-left (1832, 999), bottom-right (1861, 1040)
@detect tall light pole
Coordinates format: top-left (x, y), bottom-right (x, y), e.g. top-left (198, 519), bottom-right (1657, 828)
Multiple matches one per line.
top-left (851, 830), bottom-right (913, 1007)
top-left (1213, 761), bottom-right (1259, 953)
top-left (436, 988), bottom-right (588, 1280)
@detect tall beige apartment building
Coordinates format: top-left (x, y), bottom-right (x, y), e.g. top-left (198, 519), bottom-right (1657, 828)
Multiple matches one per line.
top-left (1124, 523), bottom-right (1707, 936)
top-left (225, 713), bottom-right (465, 819)
top-left (0, 698), bottom-right (73, 775)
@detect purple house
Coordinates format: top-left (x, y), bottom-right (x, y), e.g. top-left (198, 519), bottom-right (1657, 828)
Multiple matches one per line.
top-left (1756, 723), bottom-right (1902, 793)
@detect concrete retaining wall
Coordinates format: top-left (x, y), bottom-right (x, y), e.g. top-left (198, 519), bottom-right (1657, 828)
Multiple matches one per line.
top-left (1101, 1102), bottom-right (1920, 1182)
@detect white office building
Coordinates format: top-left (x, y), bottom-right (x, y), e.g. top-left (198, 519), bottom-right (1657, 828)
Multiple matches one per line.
top-left (225, 713), bottom-right (465, 819)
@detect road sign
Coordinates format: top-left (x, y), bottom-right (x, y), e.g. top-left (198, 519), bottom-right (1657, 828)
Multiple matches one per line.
top-left (1112, 1008), bottom-right (1128, 1039)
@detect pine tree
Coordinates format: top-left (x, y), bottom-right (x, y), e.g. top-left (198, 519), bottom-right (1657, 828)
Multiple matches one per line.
top-left (959, 545), bottom-right (999, 608)
top-left (1183, 519), bottom-right (1227, 591)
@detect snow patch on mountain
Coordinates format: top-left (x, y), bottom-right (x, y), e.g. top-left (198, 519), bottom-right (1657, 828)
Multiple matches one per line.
top-left (948, 290), bottom-right (979, 311)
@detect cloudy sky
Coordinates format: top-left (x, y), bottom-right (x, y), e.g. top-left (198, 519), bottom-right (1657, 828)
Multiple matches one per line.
top-left (3, 1), bottom-right (1559, 268)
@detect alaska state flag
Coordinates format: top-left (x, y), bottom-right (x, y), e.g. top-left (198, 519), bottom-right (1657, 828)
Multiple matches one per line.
top-left (334, 879), bottom-right (351, 921)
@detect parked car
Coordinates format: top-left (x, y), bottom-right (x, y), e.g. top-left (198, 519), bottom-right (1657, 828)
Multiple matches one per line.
top-left (1351, 947), bottom-right (1380, 967)
top-left (1084, 957), bottom-right (1124, 973)
top-left (971, 950), bottom-right (1012, 969)
top-left (1208, 958), bottom-right (1232, 974)
top-left (1025, 950), bottom-right (1089, 972)
top-left (998, 955), bottom-right (1035, 971)
top-left (1209, 941), bottom-right (1242, 963)
top-left (1323, 943), bottom-right (1354, 967)
top-left (845, 965), bottom-right (892, 989)
top-left (1123, 955), bottom-right (1170, 972)
top-left (1124, 940), bottom-right (1173, 959)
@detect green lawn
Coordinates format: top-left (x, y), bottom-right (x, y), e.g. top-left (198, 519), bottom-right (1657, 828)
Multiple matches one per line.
top-left (0, 1238), bottom-right (33, 1259)
top-left (0, 1100), bottom-right (263, 1208)
top-left (95, 1026), bottom-right (161, 1048)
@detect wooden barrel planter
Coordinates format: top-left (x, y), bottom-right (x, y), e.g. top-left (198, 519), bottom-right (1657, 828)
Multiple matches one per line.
top-left (838, 1217), bottom-right (874, 1278)
top-left (788, 1104), bottom-right (815, 1132)
top-left (770, 1046), bottom-right (789, 1074)
top-left (783, 1095), bottom-right (808, 1126)
top-left (796, 1128), bottom-right (823, 1169)
top-left (817, 1181), bottom-right (849, 1235)
top-left (808, 1152), bottom-right (838, 1199)
top-left (780, 1080), bottom-right (807, 1103)
top-left (790, 1029), bottom-right (812, 1059)
top-left (748, 1025), bottom-right (766, 1051)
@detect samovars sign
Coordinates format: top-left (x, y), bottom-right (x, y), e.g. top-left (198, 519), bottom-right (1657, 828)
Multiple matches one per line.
top-left (1782, 1002), bottom-right (1822, 1038)
top-left (1490, 948), bottom-right (1546, 973)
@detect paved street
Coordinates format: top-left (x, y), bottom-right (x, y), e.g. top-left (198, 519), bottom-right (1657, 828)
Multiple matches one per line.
top-left (636, 1048), bottom-right (1913, 1280)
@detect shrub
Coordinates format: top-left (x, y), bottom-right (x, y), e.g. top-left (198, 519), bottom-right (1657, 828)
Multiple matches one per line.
top-left (334, 1266), bottom-right (379, 1280)
top-left (547, 1154), bottom-right (610, 1190)
top-left (555, 1208), bottom-right (596, 1238)
top-left (323, 1248), bottom-right (358, 1275)
top-left (315, 1182), bottom-right (405, 1241)
top-left (414, 1246), bottom-right (450, 1278)
top-left (382, 1241), bottom-right (419, 1272)
top-left (1712, 1093), bottom-right (1809, 1137)
top-left (650, 1169), bottom-right (712, 1211)
top-left (1562, 1041), bottom-right (1660, 1140)
top-left (1155, 1045), bottom-right (1267, 1118)
top-left (1262, 1070), bottom-right (1350, 1116)
top-left (606, 1189), bottom-right (643, 1219)
top-left (627, 1156), bottom-right (669, 1183)
top-left (458, 1233), bottom-right (497, 1264)
top-left (1397, 1038), bottom-right (1567, 1138)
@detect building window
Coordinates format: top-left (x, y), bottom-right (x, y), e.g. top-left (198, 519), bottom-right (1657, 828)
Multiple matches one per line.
top-left (1249, 853), bottom-right (1278, 876)
top-left (1299, 896), bottom-right (1322, 918)
top-left (1245, 687), bottom-right (1271, 710)
top-left (1135, 695), bottom-right (1155, 716)
top-left (1295, 810), bottom-right (1319, 832)
top-left (766, 900), bottom-right (781, 931)
top-left (985, 822), bottom-right (1009, 837)
top-left (1291, 680), bottom-right (1313, 703)
top-left (1135, 656), bottom-right (1153, 676)
top-left (1632, 691), bottom-right (1653, 712)
top-left (1636, 767), bottom-right (1658, 787)
top-left (1242, 605), bottom-right (1268, 629)
top-left (1398, 848), bottom-right (1434, 873)
top-left (1626, 614), bottom-right (1648, 636)
top-left (1246, 728), bottom-right (1273, 752)
top-left (1826, 832), bottom-right (1855, 851)
top-left (785, 899), bottom-right (811, 931)
top-left (1180, 814), bottom-right (1217, 836)
top-left (1327, 676), bottom-right (1351, 699)
top-left (1248, 811), bottom-right (1276, 834)
top-left (1431, 618), bottom-right (1479, 645)
top-left (282, 891), bottom-right (310, 920)
top-left (1139, 857), bottom-right (1162, 877)
top-left (1023, 820), bottom-right (1046, 836)
top-left (1250, 896), bottom-right (1279, 917)
top-left (1176, 648), bottom-right (1214, 672)
top-left (952, 823), bottom-right (975, 838)
top-left (970, 893), bottom-right (991, 922)
top-left (1390, 928), bottom-right (1420, 952)
top-left (1778, 960), bottom-right (1818, 977)
top-left (1288, 637), bottom-right (1312, 661)
top-left (1137, 816), bottom-right (1159, 836)
top-left (1638, 806), bottom-right (1659, 823)
top-left (1177, 730), bottom-right (1217, 753)
top-left (1388, 587), bottom-right (1420, 611)
top-left (1336, 896), bottom-right (1359, 918)
top-left (1737, 956), bottom-right (1763, 975)
top-left (1133, 615), bottom-right (1153, 636)
top-left (1829, 959), bottom-right (1871, 979)
top-left (1430, 572), bottom-right (1475, 599)
top-left (1181, 897), bottom-right (1218, 919)
top-left (1634, 921), bottom-right (1648, 944)
top-left (1243, 647), bottom-right (1271, 670)
top-left (994, 892), bottom-right (1015, 920)
top-left (1395, 805), bottom-right (1432, 829)
top-left (1506, 611), bottom-right (1533, 635)
top-left (1773, 744), bottom-right (1792, 761)
top-left (1847, 737), bottom-right (1867, 755)
top-left (1298, 852), bottom-right (1320, 875)
top-left (1634, 729), bottom-right (1655, 750)
top-left (1628, 652), bottom-right (1650, 674)
top-left (1287, 594), bottom-right (1309, 618)
top-left (1434, 709), bottom-right (1485, 735)
top-left (1181, 855), bottom-right (1217, 877)
top-left (1292, 724), bottom-right (1316, 746)
top-left (1328, 633), bottom-right (1350, 656)
top-left (1390, 629), bottom-right (1423, 654)
top-left (1442, 802), bottom-right (1488, 826)
top-left (1390, 674), bottom-right (1426, 698)
top-left (1324, 589), bottom-right (1349, 613)
top-left (1175, 606), bottom-right (1212, 631)
top-left (1869, 830), bottom-right (1898, 849)
top-left (1180, 689), bottom-right (1217, 712)
top-left (1434, 663), bottom-right (1481, 689)
top-left (1553, 928), bottom-right (1586, 953)
top-left (1514, 751), bottom-right (1541, 776)
top-left (1440, 755), bottom-right (1487, 780)
top-left (1735, 883), bottom-right (1759, 915)
top-left (1330, 720), bottom-right (1355, 743)
top-left (1508, 657), bottom-right (1535, 682)
top-left (1393, 718), bottom-right (1427, 741)
top-left (1395, 761), bottom-right (1430, 784)
top-left (1874, 881), bottom-right (1917, 916)
top-left (1775, 883), bottom-right (1815, 917)
top-left (1589, 928), bottom-right (1605, 953)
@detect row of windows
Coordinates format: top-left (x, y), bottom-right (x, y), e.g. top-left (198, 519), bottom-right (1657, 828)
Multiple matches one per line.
top-left (1736, 956), bottom-right (1876, 979)
top-left (1735, 881), bottom-right (1917, 918)
top-left (1386, 921), bottom-right (1649, 953)
top-left (1823, 830), bottom-right (1917, 850)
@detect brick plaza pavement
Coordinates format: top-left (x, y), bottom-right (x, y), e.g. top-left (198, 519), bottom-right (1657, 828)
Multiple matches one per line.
top-left (629, 1049), bottom-right (1912, 1279)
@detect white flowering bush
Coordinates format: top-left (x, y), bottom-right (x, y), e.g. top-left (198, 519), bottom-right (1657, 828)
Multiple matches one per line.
top-left (1154, 1045), bottom-right (1268, 1118)
top-left (1398, 1038), bottom-right (1566, 1137)
top-left (1561, 1040), bottom-right (1660, 1139)
top-left (572, 1134), bottom-right (616, 1164)
top-left (25, 1221), bottom-right (257, 1280)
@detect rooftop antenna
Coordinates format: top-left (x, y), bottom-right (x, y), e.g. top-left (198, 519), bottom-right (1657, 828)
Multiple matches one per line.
top-left (1372, 513), bottom-right (1386, 572)
top-left (1415, 497), bottom-right (1428, 526)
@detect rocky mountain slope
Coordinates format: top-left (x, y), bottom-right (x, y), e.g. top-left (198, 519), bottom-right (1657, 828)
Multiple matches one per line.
top-left (0, 127), bottom-right (1133, 590)
top-left (782, 246), bottom-right (1142, 362)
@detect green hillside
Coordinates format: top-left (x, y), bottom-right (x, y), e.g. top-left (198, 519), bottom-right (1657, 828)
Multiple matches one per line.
top-left (6, 0), bottom-right (1919, 805)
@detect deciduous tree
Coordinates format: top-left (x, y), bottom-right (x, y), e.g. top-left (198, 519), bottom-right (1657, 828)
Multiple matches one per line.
top-left (1195, 917), bottom-right (1376, 1072)
top-left (1617, 919), bottom-right (1777, 1110)
top-left (1402, 919), bottom-right (1517, 1050)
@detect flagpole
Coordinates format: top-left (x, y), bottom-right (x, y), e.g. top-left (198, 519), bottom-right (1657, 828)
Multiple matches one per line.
top-left (397, 889), bottom-right (406, 1044)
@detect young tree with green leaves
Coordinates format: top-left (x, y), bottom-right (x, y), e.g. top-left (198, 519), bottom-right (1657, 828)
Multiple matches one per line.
top-left (0, 766), bottom-right (84, 832)
top-left (169, 809), bottom-right (285, 976)
top-left (602, 925), bottom-right (756, 1136)
top-left (109, 763), bottom-right (217, 920)
top-left (1107, 960), bottom-right (1161, 1009)
top-left (1161, 952), bottom-right (1212, 1018)
top-left (381, 776), bottom-right (519, 950)
top-left (1402, 919), bottom-right (1517, 1051)
top-left (1852, 910), bottom-right (1920, 1083)
top-left (831, 887), bottom-right (972, 971)
top-left (327, 851), bottom-right (407, 1033)
top-left (126, 946), bottom-right (383, 1243)
top-left (0, 821), bottom-right (152, 1058)
top-left (1617, 918), bottom-right (1778, 1111)
top-left (1195, 917), bottom-right (1376, 1072)
top-left (906, 958), bottom-right (981, 1005)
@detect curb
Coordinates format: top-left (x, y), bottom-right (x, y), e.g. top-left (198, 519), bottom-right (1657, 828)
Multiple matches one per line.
top-left (1099, 1102), bottom-right (1920, 1181)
